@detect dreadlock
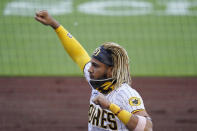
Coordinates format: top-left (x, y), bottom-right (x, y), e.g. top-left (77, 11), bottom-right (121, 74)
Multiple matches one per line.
top-left (102, 42), bottom-right (131, 88)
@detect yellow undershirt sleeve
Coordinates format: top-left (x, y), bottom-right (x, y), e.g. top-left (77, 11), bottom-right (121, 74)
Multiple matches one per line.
top-left (109, 103), bottom-right (132, 125)
top-left (55, 25), bottom-right (91, 71)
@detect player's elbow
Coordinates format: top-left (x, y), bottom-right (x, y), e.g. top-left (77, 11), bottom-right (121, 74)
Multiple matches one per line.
top-left (127, 116), bottom-right (153, 131)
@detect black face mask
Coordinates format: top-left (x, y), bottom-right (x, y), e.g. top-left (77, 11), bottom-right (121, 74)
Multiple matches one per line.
top-left (89, 78), bottom-right (116, 95)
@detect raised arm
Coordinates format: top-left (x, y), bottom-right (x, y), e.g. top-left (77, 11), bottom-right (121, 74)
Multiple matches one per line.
top-left (35, 10), bottom-right (90, 71)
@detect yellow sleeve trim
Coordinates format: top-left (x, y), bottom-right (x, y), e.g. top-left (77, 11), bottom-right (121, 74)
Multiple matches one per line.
top-left (131, 109), bottom-right (145, 114)
top-left (55, 25), bottom-right (91, 71)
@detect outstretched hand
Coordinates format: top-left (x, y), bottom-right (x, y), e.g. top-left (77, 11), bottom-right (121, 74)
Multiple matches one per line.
top-left (35, 10), bottom-right (60, 29)
top-left (92, 94), bottom-right (111, 109)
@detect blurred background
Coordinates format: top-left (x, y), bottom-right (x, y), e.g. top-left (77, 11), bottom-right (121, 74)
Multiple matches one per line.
top-left (0, 0), bottom-right (197, 130)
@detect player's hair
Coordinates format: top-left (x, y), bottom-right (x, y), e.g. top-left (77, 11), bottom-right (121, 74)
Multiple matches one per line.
top-left (102, 42), bottom-right (131, 88)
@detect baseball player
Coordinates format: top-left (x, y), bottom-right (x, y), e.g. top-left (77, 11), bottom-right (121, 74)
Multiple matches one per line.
top-left (35, 10), bottom-right (153, 131)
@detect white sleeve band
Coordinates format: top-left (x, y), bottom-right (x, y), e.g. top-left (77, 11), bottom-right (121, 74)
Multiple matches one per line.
top-left (134, 115), bottom-right (147, 131)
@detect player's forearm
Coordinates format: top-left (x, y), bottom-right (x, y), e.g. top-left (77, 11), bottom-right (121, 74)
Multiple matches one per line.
top-left (55, 25), bottom-right (91, 71)
top-left (109, 103), bottom-right (153, 131)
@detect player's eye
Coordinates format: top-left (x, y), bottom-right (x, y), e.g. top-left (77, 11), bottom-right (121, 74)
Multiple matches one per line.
top-left (92, 62), bottom-right (99, 68)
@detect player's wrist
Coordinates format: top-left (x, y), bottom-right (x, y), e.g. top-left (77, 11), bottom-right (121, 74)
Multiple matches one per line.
top-left (106, 101), bottom-right (111, 109)
top-left (50, 19), bottom-right (60, 29)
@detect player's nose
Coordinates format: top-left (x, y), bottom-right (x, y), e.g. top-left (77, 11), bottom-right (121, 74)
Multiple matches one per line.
top-left (88, 65), bottom-right (93, 73)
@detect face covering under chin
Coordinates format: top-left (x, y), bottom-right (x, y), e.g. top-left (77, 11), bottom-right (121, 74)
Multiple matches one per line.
top-left (89, 78), bottom-right (116, 94)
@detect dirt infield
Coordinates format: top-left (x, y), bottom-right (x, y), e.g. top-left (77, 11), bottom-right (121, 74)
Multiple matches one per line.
top-left (0, 77), bottom-right (196, 131)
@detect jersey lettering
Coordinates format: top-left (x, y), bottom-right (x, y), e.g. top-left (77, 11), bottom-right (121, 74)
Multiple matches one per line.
top-left (108, 112), bottom-right (118, 130)
top-left (92, 107), bottom-right (101, 126)
top-left (101, 110), bottom-right (107, 129)
top-left (89, 104), bottom-right (96, 123)
top-left (88, 104), bottom-right (118, 130)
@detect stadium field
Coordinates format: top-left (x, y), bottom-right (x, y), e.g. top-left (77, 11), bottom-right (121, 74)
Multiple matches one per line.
top-left (0, 0), bottom-right (197, 76)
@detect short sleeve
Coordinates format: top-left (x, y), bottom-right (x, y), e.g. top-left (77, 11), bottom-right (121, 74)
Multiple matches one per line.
top-left (113, 85), bottom-right (145, 114)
